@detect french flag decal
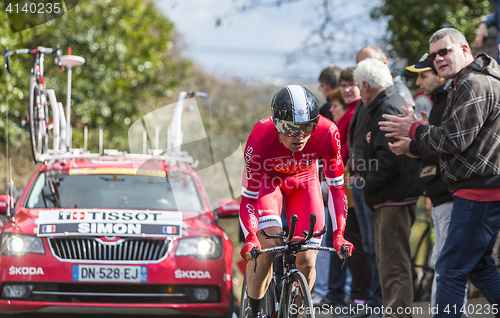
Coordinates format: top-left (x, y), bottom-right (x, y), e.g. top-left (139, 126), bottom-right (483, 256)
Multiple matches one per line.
top-left (163, 226), bottom-right (177, 234)
top-left (42, 225), bottom-right (56, 233)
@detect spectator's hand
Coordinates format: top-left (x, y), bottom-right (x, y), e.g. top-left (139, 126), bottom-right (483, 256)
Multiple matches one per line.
top-left (379, 105), bottom-right (418, 138)
top-left (350, 175), bottom-right (356, 185)
top-left (473, 23), bottom-right (489, 49)
top-left (402, 105), bottom-right (429, 126)
top-left (388, 136), bottom-right (411, 156)
top-left (419, 110), bottom-right (430, 126)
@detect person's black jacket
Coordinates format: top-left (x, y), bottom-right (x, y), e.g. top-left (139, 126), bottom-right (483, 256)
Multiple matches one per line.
top-left (348, 100), bottom-right (368, 176)
top-left (409, 80), bottom-right (453, 207)
top-left (363, 85), bottom-right (423, 206)
top-left (319, 102), bottom-right (333, 122)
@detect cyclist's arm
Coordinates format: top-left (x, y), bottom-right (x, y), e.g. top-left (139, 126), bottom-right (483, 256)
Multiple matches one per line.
top-left (239, 135), bottom-right (263, 260)
top-left (322, 125), bottom-right (353, 256)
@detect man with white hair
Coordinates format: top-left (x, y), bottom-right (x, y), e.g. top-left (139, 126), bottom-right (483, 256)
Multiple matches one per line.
top-left (353, 58), bottom-right (422, 318)
top-left (356, 45), bottom-right (415, 109)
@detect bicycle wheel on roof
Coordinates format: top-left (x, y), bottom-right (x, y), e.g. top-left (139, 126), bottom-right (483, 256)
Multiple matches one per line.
top-left (28, 76), bottom-right (44, 163)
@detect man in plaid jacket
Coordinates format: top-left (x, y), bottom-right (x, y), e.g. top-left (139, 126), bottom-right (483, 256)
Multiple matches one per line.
top-left (379, 28), bottom-right (500, 317)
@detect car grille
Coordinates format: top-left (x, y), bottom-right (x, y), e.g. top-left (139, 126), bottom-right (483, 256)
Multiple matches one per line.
top-left (48, 237), bottom-right (172, 262)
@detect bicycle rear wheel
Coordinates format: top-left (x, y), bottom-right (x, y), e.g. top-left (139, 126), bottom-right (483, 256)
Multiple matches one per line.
top-left (280, 270), bottom-right (314, 318)
top-left (240, 274), bottom-right (278, 318)
top-left (28, 76), bottom-right (45, 163)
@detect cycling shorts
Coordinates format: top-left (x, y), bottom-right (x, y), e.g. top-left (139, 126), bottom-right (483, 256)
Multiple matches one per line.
top-left (256, 166), bottom-right (324, 245)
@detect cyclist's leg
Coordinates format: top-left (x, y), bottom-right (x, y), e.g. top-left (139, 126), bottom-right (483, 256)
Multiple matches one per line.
top-left (245, 179), bottom-right (283, 301)
top-left (283, 168), bottom-right (324, 289)
top-left (295, 250), bottom-right (319, 291)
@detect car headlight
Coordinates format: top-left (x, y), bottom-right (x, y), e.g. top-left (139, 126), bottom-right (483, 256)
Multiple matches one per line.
top-left (1, 233), bottom-right (45, 257)
top-left (175, 236), bottom-right (222, 259)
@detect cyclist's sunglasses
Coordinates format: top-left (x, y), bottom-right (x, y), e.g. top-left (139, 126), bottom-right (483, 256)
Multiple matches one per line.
top-left (428, 43), bottom-right (462, 60)
top-left (275, 119), bottom-right (318, 138)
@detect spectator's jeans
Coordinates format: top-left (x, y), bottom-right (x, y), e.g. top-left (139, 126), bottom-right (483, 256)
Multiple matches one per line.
top-left (352, 179), bottom-right (382, 307)
top-left (429, 202), bottom-right (467, 310)
top-left (434, 197), bottom-right (500, 318)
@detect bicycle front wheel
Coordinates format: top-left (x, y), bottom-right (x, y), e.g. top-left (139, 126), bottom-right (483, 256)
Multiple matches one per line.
top-left (280, 270), bottom-right (314, 318)
top-left (28, 76), bottom-right (44, 163)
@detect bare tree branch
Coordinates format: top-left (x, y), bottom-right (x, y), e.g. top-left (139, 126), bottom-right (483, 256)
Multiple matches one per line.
top-left (216, 0), bottom-right (386, 68)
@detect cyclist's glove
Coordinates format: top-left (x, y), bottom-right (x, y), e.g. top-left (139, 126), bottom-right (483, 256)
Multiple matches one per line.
top-left (332, 236), bottom-right (354, 257)
top-left (240, 236), bottom-right (261, 260)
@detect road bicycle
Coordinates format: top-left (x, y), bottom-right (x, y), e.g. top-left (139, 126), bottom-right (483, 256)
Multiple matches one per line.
top-left (4, 45), bottom-right (63, 163)
top-left (240, 214), bottom-right (349, 318)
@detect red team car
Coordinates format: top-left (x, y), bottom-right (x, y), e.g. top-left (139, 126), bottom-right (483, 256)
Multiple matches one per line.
top-left (0, 152), bottom-right (235, 317)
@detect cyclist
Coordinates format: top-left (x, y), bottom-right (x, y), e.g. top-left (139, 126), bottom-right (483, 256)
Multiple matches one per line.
top-left (239, 85), bottom-right (354, 318)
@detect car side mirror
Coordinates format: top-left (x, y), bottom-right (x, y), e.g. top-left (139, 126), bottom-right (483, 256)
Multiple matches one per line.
top-left (0, 195), bottom-right (13, 214)
top-left (217, 199), bottom-right (240, 218)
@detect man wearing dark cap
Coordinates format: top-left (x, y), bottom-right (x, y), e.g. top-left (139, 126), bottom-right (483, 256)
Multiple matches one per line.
top-left (386, 52), bottom-right (467, 310)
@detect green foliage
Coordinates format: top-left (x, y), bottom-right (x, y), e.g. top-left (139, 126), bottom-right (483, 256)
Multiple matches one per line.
top-left (0, 0), bottom-right (192, 150)
top-left (372, 0), bottom-right (493, 65)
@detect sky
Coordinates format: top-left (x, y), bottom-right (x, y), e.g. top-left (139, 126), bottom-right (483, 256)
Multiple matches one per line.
top-left (154, 0), bottom-right (387, 83)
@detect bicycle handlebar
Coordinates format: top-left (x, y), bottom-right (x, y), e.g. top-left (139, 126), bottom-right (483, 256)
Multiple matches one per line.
top-left (251, 213), bottom-right (351, 272)
top-left (260, 244), bottom-right (338, 255)
top-left (4, 45), bottom-right (63, 74)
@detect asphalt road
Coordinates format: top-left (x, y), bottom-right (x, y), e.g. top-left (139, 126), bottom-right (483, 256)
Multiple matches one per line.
top-left (314, 298), bottom-right (495, 318)
top-left (0, 298), bottom-right (494, 318)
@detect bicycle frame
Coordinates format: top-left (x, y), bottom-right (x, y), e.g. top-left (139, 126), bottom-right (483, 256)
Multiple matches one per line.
top-left (257, 214), bottom-right (343, 318)
top-left (4, 46), bottom-right (63, 162)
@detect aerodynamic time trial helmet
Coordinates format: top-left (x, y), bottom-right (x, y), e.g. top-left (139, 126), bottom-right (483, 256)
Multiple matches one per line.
top-left (271, 85), bottom-right (319, 137)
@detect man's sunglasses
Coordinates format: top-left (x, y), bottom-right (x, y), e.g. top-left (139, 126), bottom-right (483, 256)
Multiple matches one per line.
top-left (428, 43), bottom-right (462, 60)
top-left (275, 119), bottom-right (318, 138)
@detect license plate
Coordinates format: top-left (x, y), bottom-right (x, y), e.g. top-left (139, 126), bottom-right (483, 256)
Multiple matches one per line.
top-left (72, 265), bottom-right (147, 282)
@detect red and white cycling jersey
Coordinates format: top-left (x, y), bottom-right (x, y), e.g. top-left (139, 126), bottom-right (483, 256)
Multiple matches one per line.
top-left (239, 116), bottom-right (350, 259)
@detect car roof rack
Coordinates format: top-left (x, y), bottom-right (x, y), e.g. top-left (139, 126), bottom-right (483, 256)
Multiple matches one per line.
top-left (38, 90), bottom-right (206, 167)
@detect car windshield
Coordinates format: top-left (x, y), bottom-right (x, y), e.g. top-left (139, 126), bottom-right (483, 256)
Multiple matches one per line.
top-left (25, 170), bottom-right (204, 212)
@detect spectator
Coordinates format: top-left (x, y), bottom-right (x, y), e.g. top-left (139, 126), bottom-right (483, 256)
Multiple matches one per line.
top-left (329, 88), bottom-right (349, 123)
top-left (473, 0), bottom-right (500, 62)
top-left (389, 52), bottom-right (467, 309)
top-left (318, 65), bottom-right (342, 122)
top-left (336, 68), bottom-right (373, 312)
top-left (353, 58), bottom-right (422, 318)
top-left (356, 45), bottom-right (415, 109)
top-left (379, 27), bottom-right (500, 317)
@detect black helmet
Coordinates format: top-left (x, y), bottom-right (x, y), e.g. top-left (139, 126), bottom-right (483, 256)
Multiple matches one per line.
top-left (271, 85), bottom-right (319, 137)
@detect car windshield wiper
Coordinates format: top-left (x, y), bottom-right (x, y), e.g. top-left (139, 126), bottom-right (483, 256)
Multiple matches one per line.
top-left (40, 187), bottom-right (50, 208)
top-left (100, 175), bottom-right (125, 182)
top-left (44, 178), bottom-right (61, 207)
